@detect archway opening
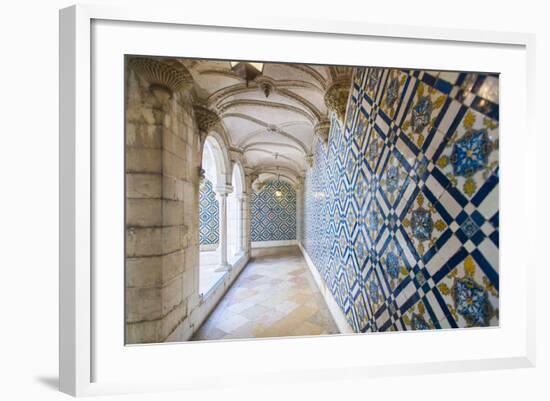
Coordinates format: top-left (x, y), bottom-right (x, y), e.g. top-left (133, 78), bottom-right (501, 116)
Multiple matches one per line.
top-left (228, 162), bottom-right (245, 263)
top-left (198, 140), bottom-right (222, 296)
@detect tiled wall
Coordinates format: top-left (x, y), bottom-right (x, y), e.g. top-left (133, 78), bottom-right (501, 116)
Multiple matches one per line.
top-left (251, 180), bottom-right (297, 242)
top-left (303, 67), bottom-right (499, 332)
top-left (199, 178), bottom-right (219, 245)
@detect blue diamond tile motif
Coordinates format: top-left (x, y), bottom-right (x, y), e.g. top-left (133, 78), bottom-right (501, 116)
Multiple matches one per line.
top-left (251, 180), bottom-right (296, 242)
top-left (304, 67), bottom-right (499, 333)
top-left (461, 217), bottom-right (479, 238)
top-left (199, 178), bottom-right (219, 245)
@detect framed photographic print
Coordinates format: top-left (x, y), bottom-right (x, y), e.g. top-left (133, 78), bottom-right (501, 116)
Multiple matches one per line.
top-left (59, 3), bottom-right (536, 396)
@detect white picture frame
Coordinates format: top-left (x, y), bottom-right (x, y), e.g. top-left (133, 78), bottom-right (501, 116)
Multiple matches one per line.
top-left (59, 3), bottom-right (536, 397)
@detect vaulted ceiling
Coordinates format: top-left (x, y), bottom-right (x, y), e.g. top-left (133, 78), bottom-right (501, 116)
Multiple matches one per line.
top-left (182, 59), bottom-right (353, 184)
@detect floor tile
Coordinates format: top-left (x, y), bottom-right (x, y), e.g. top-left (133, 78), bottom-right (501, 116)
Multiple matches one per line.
top-left (191, 246), bottom-right (339, 341)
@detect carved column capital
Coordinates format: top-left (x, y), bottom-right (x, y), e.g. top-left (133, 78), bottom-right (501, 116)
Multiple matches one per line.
top-left (128, 57), bottom-right (193, 98)
top-left (252, 179), bottom-right (266, 193)
top-left (246, 172), bottom-right (259, 184)
top-left (314, 118), bottom-right (331, 144)
top-left (214, 185), bottom-right (233, 196)
top-left (324, 76), bottom-right (352, 122)
top-left (193, 104), bottom-right (220, 134)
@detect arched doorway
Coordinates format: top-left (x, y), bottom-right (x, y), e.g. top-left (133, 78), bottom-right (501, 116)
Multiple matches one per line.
top-left (198, 140), bottom-right (221, 296)
top-left (199, 141), bottom-right (219, 251)
top-left (198, 134), bottom-right (232, 297)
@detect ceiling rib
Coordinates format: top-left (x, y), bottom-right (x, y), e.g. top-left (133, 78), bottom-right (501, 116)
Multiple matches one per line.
top-left (185, 61), bottom-right (352, 186)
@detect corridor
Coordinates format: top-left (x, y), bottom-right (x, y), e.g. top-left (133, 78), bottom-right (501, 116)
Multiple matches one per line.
top-left (192, 246), bottom-right (339, 341)
top-left (125, 56), bottom-right (500, 345)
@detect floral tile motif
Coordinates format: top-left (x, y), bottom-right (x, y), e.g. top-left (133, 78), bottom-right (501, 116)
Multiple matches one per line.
top-left (400, 81), bottom-right (447, 148)
top-left (436, 108), bottom-right (498, 198)
top-left (402, 192), bottom-right (447, 256)
top-left (381, 69), bottom-right (408, 118)
top-left (380, 241), bottom-right (409, 291)
top-left (436, 255), bottom-right (499, 327)
top-left (304, 67), bottom-right (498, 333)
top-left (401, 301), bottom-right (435, 331)
top-left (379, 153), bottom-right (408, 206)
top-left (366, 67), bottom-right (382, 98)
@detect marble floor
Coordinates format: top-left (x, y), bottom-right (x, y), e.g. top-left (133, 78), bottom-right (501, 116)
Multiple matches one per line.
top-left (192, 246), bottom-right (339, 341)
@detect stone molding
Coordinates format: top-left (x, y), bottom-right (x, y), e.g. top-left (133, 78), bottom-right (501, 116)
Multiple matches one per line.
top-left (294, 175), bottom-right (305, 190)
top-left (246, 172), bottom-right (259, 185)
top-left (128, 57), bottom-right (193, 96)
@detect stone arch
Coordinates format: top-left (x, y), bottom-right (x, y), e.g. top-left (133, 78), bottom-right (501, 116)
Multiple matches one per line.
top-left (203, 131), bottom-right (232, 189)
top-left (199, 129), bottom-right (234, 275)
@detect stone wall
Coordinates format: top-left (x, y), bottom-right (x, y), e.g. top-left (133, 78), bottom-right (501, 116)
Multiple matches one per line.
top-left (125, 59), bottom-right (201, 343)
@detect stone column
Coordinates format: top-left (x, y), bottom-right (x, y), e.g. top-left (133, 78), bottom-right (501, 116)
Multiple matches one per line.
top-left (237, 194), bottom-right (247, 254)
top-left (125, 56), bottom-right (197, 344)
top-left (215, 186), bottom-right (232, 271)
top-left (244, 172), bottom-right (257, 257)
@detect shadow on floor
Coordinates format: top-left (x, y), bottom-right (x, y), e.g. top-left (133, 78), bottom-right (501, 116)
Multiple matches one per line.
top-left (35, 375), bottom-right (58, 391)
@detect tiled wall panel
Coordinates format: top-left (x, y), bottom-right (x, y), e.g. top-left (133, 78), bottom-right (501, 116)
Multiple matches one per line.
top-left (304, 67), bottom-right (499, 332)
top-left (251, 180), bottom-right (297, 242)
top-left (199, 178), bottom-right (219, 245)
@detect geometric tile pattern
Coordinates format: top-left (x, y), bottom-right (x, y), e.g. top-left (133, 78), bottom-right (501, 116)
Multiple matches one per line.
top-left (304, 67), bottom-right (499, 333)
top-left (252, 180), bottom-right (297, 242)
top-left (199, 178), bottom-right (219, 245)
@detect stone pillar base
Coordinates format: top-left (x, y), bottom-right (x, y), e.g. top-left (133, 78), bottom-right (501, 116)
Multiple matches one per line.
top-left (215, 263), bottom-right (231, 272)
